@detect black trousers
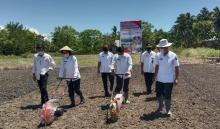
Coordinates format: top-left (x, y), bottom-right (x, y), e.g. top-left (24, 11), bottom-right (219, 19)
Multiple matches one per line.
top-left (101, 73), bottom-right (114, 93)
top-left (67, 79), bottom-right (83, 101)
top-left (144, 72), bottom-right (154, 93)
top-left (156, 81), bottom-right (173, 100)
top-left (115, 76), bottom-right (130, 93)
top-left (37, 74), bottom-right (49, 104)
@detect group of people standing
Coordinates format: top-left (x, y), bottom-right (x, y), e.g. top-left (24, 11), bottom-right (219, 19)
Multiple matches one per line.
top-left (32, 38), bottom-right (179, 117)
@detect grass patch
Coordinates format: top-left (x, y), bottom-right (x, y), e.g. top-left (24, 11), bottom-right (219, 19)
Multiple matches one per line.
top-left (0, 53), bottom-right (141, 70)
top-left (173, 47), bottom-right (220, 58)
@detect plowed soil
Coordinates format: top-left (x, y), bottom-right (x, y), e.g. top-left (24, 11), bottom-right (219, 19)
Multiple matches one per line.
top-left (0, 64), bottom-right (219, 129)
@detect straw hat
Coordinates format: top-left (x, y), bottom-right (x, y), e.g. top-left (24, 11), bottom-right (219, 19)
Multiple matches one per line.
top-left (59, 46), bottom-right (73, 53)
top-left (156, 39), bottom-right (172, 47)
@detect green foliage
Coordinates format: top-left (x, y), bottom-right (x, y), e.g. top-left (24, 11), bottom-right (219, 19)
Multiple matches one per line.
top-left (51, 26), bottom-right (78, 52)
top-left (142, 21), bottom-right (154, 44)
top-left (0, 22), bottom-right (49, 55)
top-left (78, 29), bottom-right (103, 53)
top-left (212, 7), bottom-right (220, 32)
top-left (1, 6), bottom-right (220, 56)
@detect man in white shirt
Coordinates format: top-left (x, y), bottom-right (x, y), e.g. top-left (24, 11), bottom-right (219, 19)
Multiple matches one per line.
top-left (59, 46), bottom-right (85, 107)
top-left (141, 44), bottom-right (156, 95)
top-left (112, 46), bottom-right (133, 104)
top-left (97, 45), bottom-right (114, 97)
top-left (32, 44), bottom-right (56, 105)
top-left (154, 39), bottom-right (180, 117)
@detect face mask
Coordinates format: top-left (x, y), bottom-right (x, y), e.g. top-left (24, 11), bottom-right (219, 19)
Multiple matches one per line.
top-left (160, 48), bottom-right (164, 54)
top-left (64, 53), bottom-right (69, 58)
top-left (38, 51), bottom-right (44, 56)
top-left (147, 48), bottom-right (151, 53)
top-left (103, 48), bottom-right (108, 52)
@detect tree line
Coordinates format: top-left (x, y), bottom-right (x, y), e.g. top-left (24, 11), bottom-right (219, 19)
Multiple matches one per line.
top-left (0, 7), bottom-right (219, 55)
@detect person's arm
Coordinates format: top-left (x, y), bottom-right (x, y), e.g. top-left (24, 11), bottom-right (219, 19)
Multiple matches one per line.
top-left (32, 56), bottom-right (36, 81)
top-left (49, 56), bottom-right (56, 70)
top-left (153, 64), bottom-right (159, 80)
top-left (153, 54), bottom-right (159, 81)
top-left (141, 63), bottom-right (144, 75)
top-left (111, 55), bottom-right (116, 75)
top-left (97, 54), bottom-right (101, 74)
top-left (175, 66), bottom-right (179, 84)
top-left (97, 62), bottom-right (101, 74)
top-left (125, 55), bottom-right (133, 76)
top-left (140, 54), bottom-right (144, 75)
top-left (73, 56), bottom-right (78, 78)
top-left (58, 59), bottom-right (64, 78)
top-left (174, 55), bottom-right (180, 84)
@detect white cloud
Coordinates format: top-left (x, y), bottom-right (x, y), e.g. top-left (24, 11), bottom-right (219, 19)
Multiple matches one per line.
top-left (0, 25), bottom-right (4, 30)
top-left (27, 27), bottom-right (51, 41)
top-left (42, 33), bottom-right (51, 42)
top-left (28, 27), bottom-right (40, 35)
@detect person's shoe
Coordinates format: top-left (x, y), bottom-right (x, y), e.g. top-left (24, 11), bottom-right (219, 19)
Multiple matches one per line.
top-left (105, 92), bottom-right (111, 97)
top-left (155, 107), bottom-right (163, 114)
top-left (68, 100), bottom-right (75, 108)
top-left (167, 111), bottom-right (172, 117)
top-left (123, 99), bottom-right (130, 104)
top-left (68, 103), bottom-right (75, 108)
top-left (146, 91), bottom-right (152, 95)
top-left (80, 98), bottom-right (85, 104)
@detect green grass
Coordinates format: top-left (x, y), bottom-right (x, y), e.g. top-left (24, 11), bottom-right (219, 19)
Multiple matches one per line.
top-left (173, 47), bottom-right (220, 58)
top-left (1, 48), bottom-right (219, 70)
top-left (0, 53), bottom-right (141, 70)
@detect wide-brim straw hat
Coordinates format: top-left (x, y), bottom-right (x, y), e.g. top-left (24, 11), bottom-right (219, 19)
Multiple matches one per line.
top-left (156, 39), bottom-right (173, 47)
top-left (59, 46), bottom-right (73, 53)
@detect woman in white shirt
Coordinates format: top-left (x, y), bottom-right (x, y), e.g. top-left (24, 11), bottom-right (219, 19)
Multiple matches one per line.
top-left (58, 46), bottom-right (85, 107)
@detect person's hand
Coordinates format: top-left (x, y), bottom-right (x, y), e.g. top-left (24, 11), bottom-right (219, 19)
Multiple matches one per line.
top-left (174, 79), bottom-right (178, 85)
top-left (111, 69), bottom-right (115, 76)
top-left (48, 67), bottom-right (53, 71)
top-left (73, 76), bottom-right (77, 80)
top-left (32, 75), bottom-right (36, 81)
top-left (61, 90), bottom-right (65, 96)
top-left (141, 70), bottom-right (144, 75)
top-left (125, 71), bottom-right (130, 76)
top-left (52, 89), bottom-right (56, 96)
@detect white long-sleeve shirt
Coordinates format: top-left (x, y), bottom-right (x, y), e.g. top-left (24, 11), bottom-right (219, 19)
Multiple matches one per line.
top-left (59, 55), bottom-right (81, 80)
top-left (32, 53), bottom-right (56, 80)
top-left (141, 51), bottom-right (156, 73)
top-left (98, 51), bottom-right (114, 73)
top-left (112, 53), bottom-right (133, 79)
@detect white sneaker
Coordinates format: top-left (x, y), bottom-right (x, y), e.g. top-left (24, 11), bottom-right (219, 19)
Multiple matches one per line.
top-left (125, 100), bottom-right (130, 104)
top-left (167, 111), bottom-right (172, 117)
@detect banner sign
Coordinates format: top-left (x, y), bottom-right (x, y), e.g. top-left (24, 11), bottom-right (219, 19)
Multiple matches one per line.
top-left (120, 21), bottom-right (142, 53)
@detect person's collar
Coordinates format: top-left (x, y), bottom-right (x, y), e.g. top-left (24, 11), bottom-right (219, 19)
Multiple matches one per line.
top-left (37, 53), bottom-right (44, 57)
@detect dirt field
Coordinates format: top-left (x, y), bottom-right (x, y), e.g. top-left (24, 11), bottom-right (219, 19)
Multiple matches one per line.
top-left (0, 64), bottom-right (219, 129)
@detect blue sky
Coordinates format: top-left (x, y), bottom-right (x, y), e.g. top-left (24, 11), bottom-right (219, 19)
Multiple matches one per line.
top-left (0, 0), bottom-right (219, 36)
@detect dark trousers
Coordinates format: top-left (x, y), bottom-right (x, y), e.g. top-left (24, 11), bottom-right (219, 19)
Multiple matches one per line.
top-left (67, 79), bottom-right (84, 102)
top-left (37, 74), bottom-right (49, 104)
top-left (115, 76), bottom-right (130, 93)
top-left (144, 72), bottom-right (154, 94)
top-left (101, 73), bottom-right (114, 94)
top-left (156, 81), bottom-right (173, 100)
